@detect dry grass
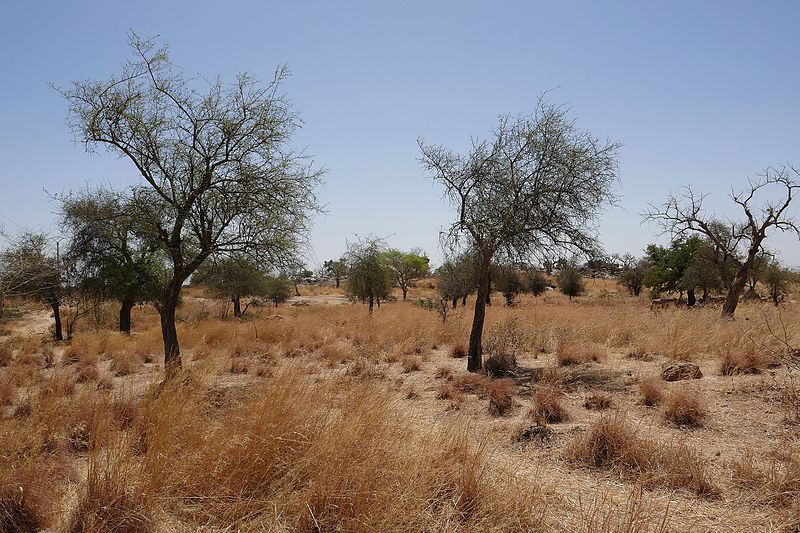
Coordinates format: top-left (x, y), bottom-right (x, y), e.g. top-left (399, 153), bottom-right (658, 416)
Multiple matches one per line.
top-left (1, 283), bottom-right (799, 530)
top-left (566, 414), bottom-right (718, 496)
top-left (584, 390), bottom-right (614, 411)
top-left (638, 376), bottom-right (663, 406)
top-left (663, 387), bottom-right (707, 427)
top-left (718, 344), bottom-right (771, 375)
top-left (531, 386), bottom-right (569, 424)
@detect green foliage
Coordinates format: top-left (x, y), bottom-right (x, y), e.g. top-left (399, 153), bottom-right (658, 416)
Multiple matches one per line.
top-left (192, 258), bottom-right (268, 300)
top-left (382, 248), bottom-right (430, 299)
top-left (436, 253), bottom-right (477, 303)
top-left (617, 255), bottom-right (648, 296)
top-left (264, 275), bottom-right (292, 306)
top-left (525, 270), bottom-right (549, 297)
top-left (494, 265), bottom-right (525, 306)
top-left (764, 260), bottom-right (791, 305)
top-left (323, 258), bottom-right (348, 287)
top-left (642, 236), bottom-right (703, 296)
top-left (346, 238), bottom-right (393, 311)
top-left (0, 233), bottom-right (60, 304)
top-left (678, 245), bottom-right (724, 297)
top-left (557, 266), bottom-right (584, 299)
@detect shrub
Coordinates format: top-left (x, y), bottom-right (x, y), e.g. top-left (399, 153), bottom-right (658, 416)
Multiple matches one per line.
top-left (638, 377), bottom-right (663, 406)
top-left (566, 414), bottom-right (717, 496)
top-left (486, 379), bottom-right (515, 416)
top-left (719, 346), bottom-right (769, 376)
top-left (555, 340), bottom-right (605, 366)
top-left (401, 356), bottom-right (422, 373)
top-left (450, 342), bottom-right (468, 359)
top-left (435, 366), bottom-right (453, 380)
top-left (584, 391), bottom-right (613, 411)
top-left (531, 386), bottom-right (569, 424)
top-left (663, 387), bottom-right (707, 427)
top-left (0, 482), bottom-right (43, 532)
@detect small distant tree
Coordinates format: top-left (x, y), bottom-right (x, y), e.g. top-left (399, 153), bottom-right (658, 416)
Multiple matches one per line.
top-left (420, 99), bottom-right (619, 371)
top-left (382, 248), bottom-right (430, 300)
top-left (557, 265), bottom-right (584, 299)
top-left (0, 233), bottom-right (63, 340)
top-left (192, 258), bottom-right (268, 317)
top-left (494, 265), bottom-right (524, 306)
top-left (645, 166), bottom-right (799, 317)
top-left (60, 188), bottom-right (164, 333)
top-left (745, 254), bottom-right (769, 295)
top-left (346, 237), bottom-right (393, 313)
top-left (525, 269), bottom-right (549, 297)
top-left (679, 244), bottom-right (724, 302)
top-left (323, 258), bottom-right (348, 288)
top-left (264, 275), bottom-right (292, 307)
top-left (764, 260), bottom-right (791, 306)
top-left (436, 253), bottom-right (478, 308)
top-left (59, 33), bottom-right (322, 374)
top-left (617, 254), bottom-right (648, 296)
top-left (642, 236), bottom-right (702, 303)
top-left (288, 263), bottom-right (314, 296)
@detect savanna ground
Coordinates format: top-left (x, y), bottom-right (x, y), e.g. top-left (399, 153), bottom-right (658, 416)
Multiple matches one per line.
top-left (1, 278), bottom-right (799, 532)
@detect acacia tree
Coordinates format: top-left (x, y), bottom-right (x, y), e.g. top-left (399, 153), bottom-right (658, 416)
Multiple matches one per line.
top-left (525, 269), bottom-right (549, 297)
top-left (420, 100), bottom-right (619, 371)
top-left (346, 237), bottom-right (393, 313)
top-left (382, 248), bottom-right (430, 300)
top-left (192, 257), bottom-right (268, 317)
top-left (645, 166), bottom-right (799, 317)
top-left (557, 264), bottom-right (584, 300)
top-left (60, 188), bottom-right (163, 333)
top-left (494, 264), bottom-right (524, 306)
top-left (617, 254), bottom-right (648, 296)
top-left (323, 258), bottom-right (348, 288)
top-left (59, 34), bottom-right (321, 373)
top-left (0, 233), bottom-right (63, 340)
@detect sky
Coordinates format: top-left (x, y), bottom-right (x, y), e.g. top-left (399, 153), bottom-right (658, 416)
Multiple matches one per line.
top-left (0, 1), bottom-right (799, 269)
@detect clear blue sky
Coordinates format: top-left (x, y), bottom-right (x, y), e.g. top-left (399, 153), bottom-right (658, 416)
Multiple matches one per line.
top-left (1, 1), bottom-right (799, 268)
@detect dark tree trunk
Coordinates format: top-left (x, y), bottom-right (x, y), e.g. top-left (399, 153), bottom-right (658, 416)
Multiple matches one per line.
top-left (722, 245), bottom-right (761, 318)
top-left (119, 296), bottom-right (135, 334)
top-left (50, 298), bottom-right (63, 341)
top-left (452, 297), bottom-right (457, 309)
top-left (467, 256), bottom-right (491, 373)
top-left (461, 293), bottom-right (468, 307)
top-left (335, 277), bottom-right (340, 288)
top-left (702, 288), bottom-right (709, 302)
top-left (687, 289), bottom-right (696, 307)
top-left (232, 296), bottom-right (242, 318)
top-left (160, 282), bottom-right (182, 375)
top-left (402, 286), bottom-right (408, 300)
top-left (722, 272), bottom-right (748, 318)
top-left (368, 294), bottom-right (374, 314)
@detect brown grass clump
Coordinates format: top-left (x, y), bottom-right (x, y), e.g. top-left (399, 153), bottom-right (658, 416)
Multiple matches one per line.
top-left (229, 358), bottom-right (249, 374)
top-left (638, 376), bottom-right (663, 406)
top-left (436, 382), bottom-right (464, 402)
top-left (482, 318), bottom-right (526, 376)
top-left (583, 390), bottom-right (613, 411)
top-left (0, 482), bottom-right (44, 532)
top-left (487, 379), bottom-right (515, 416)
top-left (719, 346), bottom-right (769, 376)
top-left (110, 352), bottom-right (141, 377)
top-left (555, 340), bottom-right (605, 366)
top-left (730, 449), bottom-right (800, 507)
top-left (531, 386), bottom-right (569, 424)
top-left (401, 355), bottom-right (422, 373)
top-left (75, 361), bottom-right (100, 384)
top-left (66, 453), bottom-right (153, 533)
top-left (435, 366), bottom-right (453, 380)
top-left (663, 387), bottom-right (707, 427)
top-left (566, 414), bottom-right (717, 496)
top-left (450, 342), bottom-right (467, 359)
top-left (0, 374), bottom-right (15, 405)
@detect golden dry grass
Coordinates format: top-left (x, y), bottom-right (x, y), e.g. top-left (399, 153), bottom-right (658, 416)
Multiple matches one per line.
top-left (0, 280), bottom-right (798, 531)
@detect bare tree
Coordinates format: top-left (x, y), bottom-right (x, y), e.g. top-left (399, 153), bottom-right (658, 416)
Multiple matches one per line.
top-left (419, 99), bottom-right (619, 371)
top-left (644, 166), bottom-right (799, 318)
top-left (57, 33), bottom-right (322, 374)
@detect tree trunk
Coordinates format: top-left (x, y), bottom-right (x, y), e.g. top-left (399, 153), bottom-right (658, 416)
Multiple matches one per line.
top-left (160, 284), bottom-right (182, 375)
top-left (461, 293), bottom-right (468, 307)
top-left (451, 297), bottom-right (457, 309)
top-left (721, 273), bottom-right (747, 318)
top-left (232, 296), bottom-right (242, 318)
top-left (368, 294), bottom-right (374, 314)
top-left (119, 296), bottom-right (135, 334)
top-left (467, 256), bottom-right (491, 373)
top-left (51, 298), bottom-right (63, 341)
top-left (687, 289), bottom-right (696, 307)
top-left (294, 283), bottom-right (300, 297)
top-left (335, 277), bottom-right (340, 289)
top-left (702, 288), bottom-right (708, 302)
top-left (402, 286), bottom-right (408, 300)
